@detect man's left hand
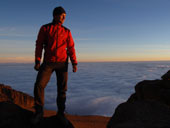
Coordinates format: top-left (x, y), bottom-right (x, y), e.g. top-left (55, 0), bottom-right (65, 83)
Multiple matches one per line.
top-left (73, 65), bottom-right (77, 72)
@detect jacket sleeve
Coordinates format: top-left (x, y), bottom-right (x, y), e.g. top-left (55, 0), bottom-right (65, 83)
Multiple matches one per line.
top-left (35, 26), bottom-right (46, 63)
top-left (67, 31), bottom-right (77, 65)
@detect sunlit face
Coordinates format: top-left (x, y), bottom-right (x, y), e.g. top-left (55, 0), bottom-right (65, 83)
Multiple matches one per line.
top-left (54, 13), bottom-right (66, 24)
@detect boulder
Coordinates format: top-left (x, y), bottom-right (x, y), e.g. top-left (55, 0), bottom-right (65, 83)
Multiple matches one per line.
top-left (107, 100), bottom-right (170, 128)
top-left (131, 80), bottom-right (170, 105)
top-left (107, 70), bottom-right (170, 128)
top-left (0, 84), bottom-right (75, 128)
top-left (0, 101), bottom-right (33, 128)
top-left (0, 84), bottom-right (34, 108)
top-left (161, 70), bottom-right (170, 80)
top-left (0, 101), bottom-right (74, 128)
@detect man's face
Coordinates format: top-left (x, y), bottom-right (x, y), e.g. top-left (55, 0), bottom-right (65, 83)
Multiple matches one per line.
top-left (54, 13), bottom-right (66, 24)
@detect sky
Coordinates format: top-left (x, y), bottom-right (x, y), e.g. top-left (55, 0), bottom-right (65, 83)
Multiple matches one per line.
top-left (0, 0), bottom-right (170, 63)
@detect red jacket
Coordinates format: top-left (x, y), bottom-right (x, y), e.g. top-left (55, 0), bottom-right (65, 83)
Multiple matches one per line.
top-left (35, 22), bottom-right (77, 65)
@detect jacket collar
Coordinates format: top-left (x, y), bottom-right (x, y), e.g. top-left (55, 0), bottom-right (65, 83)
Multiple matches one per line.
top-left (52, 20), bottom-right (62, 26)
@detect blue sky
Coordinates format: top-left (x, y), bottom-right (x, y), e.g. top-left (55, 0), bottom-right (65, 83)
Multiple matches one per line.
top-left (0, 0), bottom-right (170, 62)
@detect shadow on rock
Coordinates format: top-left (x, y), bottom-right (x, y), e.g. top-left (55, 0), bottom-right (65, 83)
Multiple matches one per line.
top-left (0, 102), bottom-right (74, 128)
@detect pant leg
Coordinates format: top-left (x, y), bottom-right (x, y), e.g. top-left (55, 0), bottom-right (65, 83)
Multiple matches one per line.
top-left (34, 63), bottom-right (54, 110)
top-left (55, 63), bottom-right (68, 114)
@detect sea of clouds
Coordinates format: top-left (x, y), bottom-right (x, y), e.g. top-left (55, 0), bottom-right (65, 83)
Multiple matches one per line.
top-left (0, 61), bottom-right (170, 116)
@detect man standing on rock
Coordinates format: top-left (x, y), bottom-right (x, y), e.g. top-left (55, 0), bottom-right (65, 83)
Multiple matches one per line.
top-left (32, 6), bottom-right (77, 124)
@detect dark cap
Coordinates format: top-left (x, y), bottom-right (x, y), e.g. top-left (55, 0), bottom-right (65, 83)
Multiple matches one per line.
top-left (53, 6), bottom-right (66, 16)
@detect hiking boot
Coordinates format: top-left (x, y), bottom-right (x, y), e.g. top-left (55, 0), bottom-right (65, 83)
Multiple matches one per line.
top-left (31, 111), bottom-right (43, 125)
top-left (56, 112), bottom-right (69, 126)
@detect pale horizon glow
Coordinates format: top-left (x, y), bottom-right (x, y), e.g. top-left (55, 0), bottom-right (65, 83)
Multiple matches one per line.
top-left (0, 0), bottom-right (170, 63)
top-left (1, 56), bottom-right (170, 63)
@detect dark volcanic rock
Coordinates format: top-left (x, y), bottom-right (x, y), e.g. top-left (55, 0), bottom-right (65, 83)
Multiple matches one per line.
top-left (0, 102), bottom-right (33, 128)
top-left (161, 70), bottom-right (170, 80)
top-left (107, 70), bottom-right (170, 128)
top-left (0, 84), bottom-right (34, 108)
top-left (0, 84), bottom-right (74, 128)
top-left (36, 116), bottom-right (74, 128)
top-left (0, 102), bottom-right (74, 128)
top-left (107, 100), bottom-right (170, 128)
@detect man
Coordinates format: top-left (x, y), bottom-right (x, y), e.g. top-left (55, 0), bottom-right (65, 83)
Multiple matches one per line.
top-left (32, 6), bottom-right (77, 124)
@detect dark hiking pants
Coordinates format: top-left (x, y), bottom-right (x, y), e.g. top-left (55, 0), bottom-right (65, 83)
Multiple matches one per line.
top-left (34, 62), bottom-right (68, 114)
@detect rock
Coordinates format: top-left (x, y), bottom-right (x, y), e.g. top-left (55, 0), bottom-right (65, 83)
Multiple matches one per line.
top-left (107, 100), bottom-right (170, 128)
top-left (0, 101), bottom-right (33, 128)
top-left (0, 84), bottom-right (34, 108)
top-left (107, 71), bottom-right (170, 128)
top-left (0, 101), bottom-right (75, 128)
top-left (134, 80), bottom-right (170, 106)
top-left (161, 70), bottom-right (170, 80)
top-left (36, 116), bottom-right (74, 128)
top-left (0, 84), bottom-right (75, 128)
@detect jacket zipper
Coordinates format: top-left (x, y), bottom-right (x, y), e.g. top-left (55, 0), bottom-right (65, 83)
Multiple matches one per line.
top-left (56, 25), bottom-right (59, 60)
